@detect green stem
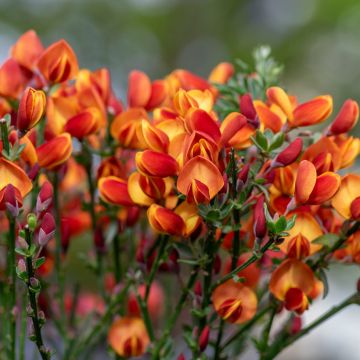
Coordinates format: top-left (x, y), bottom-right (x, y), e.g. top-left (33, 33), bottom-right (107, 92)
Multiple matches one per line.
top-left (19, 290), bottom-right (27, 360)
top-left (152, 266), bottom-right (199, 359)
top-left (7, 216), bottom-right (16, 360)
top-left (145, 235), bottom-right (168, 301)
top-left (260, 304), bottom-right (277, 354)
top-left (136, 290), bottom-right (155, 341)
top-left (24, 227), bottom-right (50, 360)
top-left (52, 173), bottom-right (67, 338)
top-left (211, 238), bottom-right (275, 291)
top-left (263, 293), bottom-right (360, 360)
top-left (312, 221), bottom-right (360, 270)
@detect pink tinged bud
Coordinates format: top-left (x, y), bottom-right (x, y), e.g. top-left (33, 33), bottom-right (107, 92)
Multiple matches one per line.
top-left (38, 212), bottom-right (55, 246)
top-left (18, 259), bottom-right (26, 273)
top-left (272, 138), bottom-right (303, 168)
top-left (199, 325), bottom-right (210, 352)
top-left (177, 354), bottom-right (186, 360)
top-left (240, 93), bottom-right (256, 120)
top-left (328, 99), bottom-right (359, 135)
top-left (36, 181), bottom-right (53, 214)
top-left (0, 184), bottom-right (22, 217)
top-left (253, 196), bottom-right (267, 238)
top-left (17, 236), bottom-right (28, 249)
top-left (194, 280), bottom-right (202, 297)
top-left (237, 164), bottom-right (250, 191)
top-left (28, 164), bottom-right (40, 181)
top-left (30, 277), bottom-right (40, 288)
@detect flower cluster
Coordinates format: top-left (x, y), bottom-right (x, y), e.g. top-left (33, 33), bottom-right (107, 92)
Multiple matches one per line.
top-left (0, 31), bottom-right (359, 360)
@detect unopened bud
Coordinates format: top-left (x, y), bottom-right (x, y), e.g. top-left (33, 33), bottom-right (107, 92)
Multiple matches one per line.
top-left (198, 325), bottom-right (210, 352)
top-left (0, 184), bottom-right (22, 217)
top-left (194, 281), bottom-right (202, 297)
top-left (38, 212), bottom-right (55, 246)
top-left (17, 236), bottom-right (29, 249)
top-left (253, 195), bottom-right (267, 238)
top-left (213, 254), bottom-right (221, 275)
top-left (36, 181), bottom-right (53, 214)
top-left (17, 259), bottom-right (26, 273)
top-left (27, 213), bottom-right (37, 231)
top-left (272, 138), bottom-right (303, 168)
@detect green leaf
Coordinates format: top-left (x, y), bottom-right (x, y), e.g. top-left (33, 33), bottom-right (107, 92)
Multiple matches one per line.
top-left (269, 132), bottom-right (285, 152)
top-left (15, 248), bottom-right (28, 257)
top-left (263, 203), bottom-right (273, 223)
top-left (313, 233), bottom-right (339, 248)
top-left (275, 216), bottom-right (287, 233)
top-left (34, 257), bottom-right (46, 269)
top-left (255, 131), bottom-right (268, 151)
top-left (285, 214), bottom-right (297, 231)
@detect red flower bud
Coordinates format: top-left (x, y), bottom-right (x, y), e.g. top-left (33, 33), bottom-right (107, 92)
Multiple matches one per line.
top-left (194, 281), bottom-right (202, 297)
top-left (198, 325), bottom-right (210, 352)
top-left (290, 316), bottom-right (302, 335)
top-left (240, 93), bottom-right (256, 120)
top-left (38, 212), bottom-right (55, 246)
top-left (272, 138), bottom-right (303, 167)
top-left (36, 181), bottom-right (53, 214)
top-left (253, 195), bottom-right (266, 238)
top-left (213, 254), bottom-right (221, 275)
top-left (328, 99), bottom-right (359, 135)
top-left (0, 184), bottom-right (23, 217)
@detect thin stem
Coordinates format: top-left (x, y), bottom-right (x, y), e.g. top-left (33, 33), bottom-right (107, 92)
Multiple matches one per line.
top-left (145, 235), bottom-right (168, 301)
top-left (19, 293), bottom-right (27, 360)
top-left (7, 216), bottom-right (16, 359)
top-left (24, 227), bottom-right (50, 360)
top-left (213, 319), bottom-right (225, 359)
top-left (263, 292), bottom-right (359, 360)
top-left (136, 290), bottom-right (155, 341)
top-left (152, 266), bottom-right (199, 359)
top-left (312, 221), bottom-right (360, 270)
top-left (260, 304), bottom-right (277, 354)
top-left (211, 238), bottom-right (275, 291)
top-left (52, 173), bottom-right (67, 338)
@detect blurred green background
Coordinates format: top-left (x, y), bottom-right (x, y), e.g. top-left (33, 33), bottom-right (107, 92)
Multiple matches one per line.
top-left (1, 0), bottom-right (359, 359)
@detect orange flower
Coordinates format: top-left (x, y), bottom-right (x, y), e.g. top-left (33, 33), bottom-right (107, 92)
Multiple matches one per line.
top-left (64, 107), bottom-right (102, 139)
top-left (174, 201), bottom-right (202, 237)
top-left (37, 132), bottom-right (72, 170)
top-left (208, 62), bottom-right (234, 84)
top-left (127, 70), bottom-right (166, 110)
top-left (110, 108), bottom-right (148, 149)
top-left (17, 87), bottom-right (46, 132)
top-left (0, 158), bottom-right (32, 197)
top-left (212, 280), bottom-right (257, 324)
top-left (147, 204), bottom-right (184, 236)
top-left (269, 259), bottom-right (315, 314)
top-left (331, 174), bottom-right (360, 219)
top-left (98, 176), bottom-right (134, 207)
top-left (220, 112), bottom-right (248, 148)
top-left (128, 172), bottom-right (173, 206)
top-left (177, 156), bottom-right (224, 204)
top-left (108, 317), bottom-right (150, 358)
top-left (136, 150), bottom-right (178, 178)
top-left (295, 160), bottom-right (340, 205)
top-left (10, 30), bottom-right (44, 71)
top-left (265, 87), bottom-right (333, 128)
top-left (37, 40), bottom-right (79, 83)
top-left (140, 120), bottom-right (169, 153)
top-left (328, 99), bottom-right (359, 135)
top-left (332, 135), bottom-right (360, 169)
top-left (0, 59), bottom-right (25, 98)
top-left (280, 212), bottom-right (323, 257)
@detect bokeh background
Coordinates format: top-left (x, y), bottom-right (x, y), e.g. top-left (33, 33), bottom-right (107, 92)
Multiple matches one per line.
top-left (1, 0), bottom-right (359, 359)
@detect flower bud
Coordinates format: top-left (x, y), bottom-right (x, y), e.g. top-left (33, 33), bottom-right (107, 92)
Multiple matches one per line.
top-left (213, 254), bottom-right (221, 275)
top-left (0, 184), bottom-right (23, 217)
top-left (17, 87), bottom-right (46, 132)
top-left (36, 181), bottom-right (53, 214)
top-left (38, 212), bottom-right (55, 246)
top-left (27, 213), bottom-right (37, 231)
top-left (198, 325), bottom-right (210, 352)
top-left (272, 138), bottom-right (303, 168)
top-left (17, 259), bottom-right (26, 273)
top-left (253, 195), bottom-right (266, 238)
top-left (30, 277), bottom-right (40, 289)
top-left (194, 280), bottom-right (202, 297)
top-left (328, 99), bottom-right (359, 135)
top-left (290, 316), bottom-right (302, 335)
top-left (17, 235), bottom-right (28, 249)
